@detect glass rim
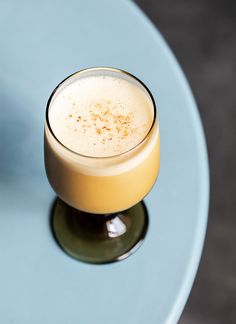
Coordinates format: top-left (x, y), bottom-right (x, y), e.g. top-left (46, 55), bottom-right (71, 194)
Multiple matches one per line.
top-left (45, 66), bottom-right (157, 159)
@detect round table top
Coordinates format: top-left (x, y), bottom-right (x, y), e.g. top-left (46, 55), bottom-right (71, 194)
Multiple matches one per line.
top-left (0, 0), bottom-right (209, 323)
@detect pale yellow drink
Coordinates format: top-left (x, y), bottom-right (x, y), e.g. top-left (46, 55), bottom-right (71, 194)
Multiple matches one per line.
top-left (44, 68), bottom-right (160, 214)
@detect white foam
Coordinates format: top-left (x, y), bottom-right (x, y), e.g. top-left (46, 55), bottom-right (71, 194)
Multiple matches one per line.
top-left (49, 75), bottom-right (154, 157)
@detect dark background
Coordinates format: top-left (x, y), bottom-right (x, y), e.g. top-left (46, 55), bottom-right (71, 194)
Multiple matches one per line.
top-left (135, 1), bottom-right (236, 323)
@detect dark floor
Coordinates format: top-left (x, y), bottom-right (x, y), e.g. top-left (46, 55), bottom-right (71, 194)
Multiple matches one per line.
top-left (135, 1), bottom-right (236, 323)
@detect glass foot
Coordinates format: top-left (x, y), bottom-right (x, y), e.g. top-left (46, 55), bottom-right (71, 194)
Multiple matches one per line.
top-left (51, 199), bottom-right (149, 264)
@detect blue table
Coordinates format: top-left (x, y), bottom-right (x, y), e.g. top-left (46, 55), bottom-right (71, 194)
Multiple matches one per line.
top-left (0, 1), bottom-right (209, 323)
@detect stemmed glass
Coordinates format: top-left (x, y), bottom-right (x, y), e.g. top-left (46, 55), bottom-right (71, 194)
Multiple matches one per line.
top-left (44, 67), bottom-right (160, 263)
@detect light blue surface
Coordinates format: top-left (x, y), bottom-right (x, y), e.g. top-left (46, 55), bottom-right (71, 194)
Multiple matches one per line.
top-left (0, 0), bottom-right (209, 323)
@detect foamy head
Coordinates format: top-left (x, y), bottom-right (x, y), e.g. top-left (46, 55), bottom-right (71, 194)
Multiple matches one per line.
top-left (48, 69), bottom-right (154, 158)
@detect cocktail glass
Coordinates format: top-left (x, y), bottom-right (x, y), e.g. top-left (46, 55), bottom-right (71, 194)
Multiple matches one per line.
top-left (44, 67), bottom-right (160, 263)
